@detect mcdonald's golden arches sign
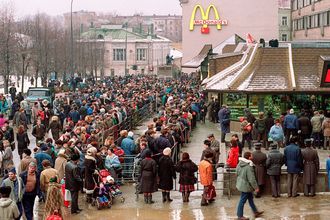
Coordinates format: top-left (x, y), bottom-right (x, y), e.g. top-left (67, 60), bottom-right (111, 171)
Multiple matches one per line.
top-left (190, 4), bottom-right (228, 34)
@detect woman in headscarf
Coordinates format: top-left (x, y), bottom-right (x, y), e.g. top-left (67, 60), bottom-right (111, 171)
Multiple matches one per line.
top-left (84, 146), bottom-right (98, 203)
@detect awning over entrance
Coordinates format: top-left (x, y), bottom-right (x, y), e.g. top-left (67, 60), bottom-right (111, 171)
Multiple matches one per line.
top-left (182, 44), bottom-right (212, 68)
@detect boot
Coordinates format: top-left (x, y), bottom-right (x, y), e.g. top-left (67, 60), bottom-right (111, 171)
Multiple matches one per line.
top-left (182, 192), bottom-right (187, 202)
top-left (166, 192), bottom-right (173, 202)
top-left (201, 196), bottom-right (208, 206)
top-left (148, 195), bottom-right (155, 204)
top-left (144, 195), bottom-right (148, 204)
top-left (162, 192), bottom-right (167, 202)
top-left (185, 192), bottom-right (190, 202)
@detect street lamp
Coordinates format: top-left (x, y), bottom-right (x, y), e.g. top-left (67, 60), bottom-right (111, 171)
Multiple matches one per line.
top-left (70, 0), bottom-right (74, 79)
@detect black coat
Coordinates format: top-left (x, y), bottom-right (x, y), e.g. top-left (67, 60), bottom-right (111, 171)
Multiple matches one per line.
top-left (155, 135), bottom-right (172, 154)
top-left (175, 159), bottom-right (198, 185)
top-left (84, 155), bottom-right (97, 193)
top-left (158, 156), bottom-right (176, 190)
top-left (298, 116), bottom-right (312, 135)
top-left (20, 171), bottom-right (41, 196)
top-left (16, 132), bottom-right (30, 154)
top-left (140, 158), bottom-right (157, 193)
top-left (65, 161), bottom-right (82, 191)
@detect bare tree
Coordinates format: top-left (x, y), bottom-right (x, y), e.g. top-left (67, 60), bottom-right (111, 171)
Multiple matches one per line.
top-left (0, 2), bottom-right (17, 94)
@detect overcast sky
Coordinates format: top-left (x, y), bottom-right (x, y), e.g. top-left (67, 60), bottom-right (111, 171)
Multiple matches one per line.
top-left (9, 0), bottom-right (182, 17)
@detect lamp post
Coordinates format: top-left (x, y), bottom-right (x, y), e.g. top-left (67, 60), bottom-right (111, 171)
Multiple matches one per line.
top-left (70, 0), bottom-right (74, 79)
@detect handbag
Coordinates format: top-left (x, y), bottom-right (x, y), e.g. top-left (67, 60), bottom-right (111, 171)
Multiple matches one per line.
top-left (205, 185), bottom-right (216, 200)
top-left (64, 189), bottom-right (72, 201)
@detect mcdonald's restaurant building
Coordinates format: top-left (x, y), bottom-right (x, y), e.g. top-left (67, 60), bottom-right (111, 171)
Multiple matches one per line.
top-left (180, 0), bottom-right (280, 71)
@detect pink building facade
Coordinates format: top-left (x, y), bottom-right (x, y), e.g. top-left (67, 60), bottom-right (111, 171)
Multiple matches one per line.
top-left (180, 0), bottom-right (279, 65)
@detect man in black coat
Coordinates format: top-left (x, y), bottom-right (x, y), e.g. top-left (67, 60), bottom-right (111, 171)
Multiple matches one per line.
top-left (65, 154), bottom-right (83, 214)
top-left (266, 143), bottom-right (284, 198)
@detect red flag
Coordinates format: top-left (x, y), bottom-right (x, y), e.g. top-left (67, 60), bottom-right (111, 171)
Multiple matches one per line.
top-left (246, 33), bottom-right (256, 43)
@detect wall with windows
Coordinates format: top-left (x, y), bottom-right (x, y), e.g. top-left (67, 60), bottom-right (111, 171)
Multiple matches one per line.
top-left (292, 0), bottom-right (330, 39)
top-left (279, 8), bottom-right (292, 41)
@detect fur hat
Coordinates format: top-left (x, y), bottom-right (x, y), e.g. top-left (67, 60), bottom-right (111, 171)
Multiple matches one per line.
top-left (128, 131), bottom-right (134, 137)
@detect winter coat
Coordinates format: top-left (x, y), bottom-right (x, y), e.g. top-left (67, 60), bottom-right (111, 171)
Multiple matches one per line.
top-left (284, 114), bottom-right (298, 130)
top-left (265, 116), bottom-right (275, 133)
top-left (154, 135), bottom-right (172, 154)
top-left (236, 157), bottom-right (258, 193)
top-left (84, 155), bottom-right (97, 194)
top-left (2, 147), bottom-right (14, 171)
top-left (269, 124), bottom-right (284, 142)
top-left (266, 149), bottom-right (284, 176)
top-left (104, 154), bottom-right (121, 169)
top-left (20, 171), bottom-right (41, 196)
top-left (252, 150), bottom-right (267, 185)
top-left (54, 154), bottom-right (68, 181)
top-left (34, 152), bottom-right (52, 172)
top-left (199, 159), bottom-right (213, 186)
top-left (218, 108), bottom-right (230, 133)
top-left (302, 147), bottom-right (319, 185)
top-left (255, 118), bottom-right (266, 134)
top-left (40, 167), bottom-right (59, 192)
top-left (326, 158), bottom-right (330, 189)
top-left (69, 110), bottom-right (80, 123)
top-left (18, 156), bottom-right (37, 174)
top-left (298, 116), bottom-right (312, 135)
top-left (210, 140), bottom-right (220, 164)
top-left (158, 156), bottom-right (176, 190)
top-left (140, 158), bottom-right (157, 193)
top-left (1, 177), bottom-right (25, 203)
top-left (0, 198), bottom-right (20, 220)
top-left (175, 159), bottom-right (198, 185)
top-left (65, 161), bottom-right (82, 192)
top-left (48, 121), bottom-right (62, 141)
top-left (284, 143), bottom-right (303, 174)
top-left (322, 118), bottom-right (330, 137)
top-left (32, 124), bottom-right (46, 140)
top-left (16, 132), bottom-right (30, 155)
top-left (121, 137), bottom-right (136, 156)
top-left (311, 115), bottom-right (322, 133)
top-left (227, 146), bottom-right (239, 168)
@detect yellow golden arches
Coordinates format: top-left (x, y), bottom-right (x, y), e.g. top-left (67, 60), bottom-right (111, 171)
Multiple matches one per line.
top-left (189, 4), bottom-right (222, 31)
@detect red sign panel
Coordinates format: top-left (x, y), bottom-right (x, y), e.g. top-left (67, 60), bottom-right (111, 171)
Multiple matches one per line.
top-left (325, 69), bottom-right (330, 83)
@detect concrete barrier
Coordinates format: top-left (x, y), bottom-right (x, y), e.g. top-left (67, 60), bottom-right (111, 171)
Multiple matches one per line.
top-left (224, 169), bottom-right (330, 196)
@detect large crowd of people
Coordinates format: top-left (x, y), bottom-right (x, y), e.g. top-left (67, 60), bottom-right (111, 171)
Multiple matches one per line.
top-left (0, 74), bottom-right (208, 219)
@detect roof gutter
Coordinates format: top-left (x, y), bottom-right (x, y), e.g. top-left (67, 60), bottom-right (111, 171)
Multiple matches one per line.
top-left (288, 43), bottom-right (297, 90)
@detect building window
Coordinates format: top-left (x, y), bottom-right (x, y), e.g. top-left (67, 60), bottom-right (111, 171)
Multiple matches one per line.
top-left (113, 49), bottom-right (126, 61)
top-left (281, 34), bottom-right (288, 41)
top-left (282, 16), bottom-right (288, 26)
top-left (136, 48), bottom-right (147, 61)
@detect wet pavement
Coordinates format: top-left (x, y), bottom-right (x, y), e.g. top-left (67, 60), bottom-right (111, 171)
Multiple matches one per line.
top-left (11, 120), bottom-right (330, 219)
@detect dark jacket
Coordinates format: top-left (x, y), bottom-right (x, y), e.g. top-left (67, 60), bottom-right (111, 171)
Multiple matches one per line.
top-left (175, 159), bottom-right (198, 185)
top-left (140, 157), bottom-right (157, 193)
top-left (16, 132), bottom-right (30, 153)
top-left (266, 149), bottom-right (284, 176)
top-left (158, 155), bottom-right (176, 190)
top-left (298, 116), bottom-right (312, 135)
top-left (301, 147), bottom-right (320, 185)
top-left (48, 121), bottom-right (62, 140)
top-left (252, 150), bottom-right (267, 185)
top-left (200, 147), bottom-right (216, 164)
top-left (265, 116), bottom-right (275, 133)
top-left (284, 143), bottom-right (303, 174)
top-left (32, 124), bottom-right (46, 140)
top-left (65, 161), bottom-right (82, 191)
top-left (20, 171), bottom-right (41, 196)
top-left (155, 135), bottom-right (172, 154)
top-left (84, 155), bottom-right (97, 194)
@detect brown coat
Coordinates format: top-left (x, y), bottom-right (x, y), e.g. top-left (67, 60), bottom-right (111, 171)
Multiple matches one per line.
top-left (252, 150), bottom-right (267, 185)
top-left (301, 147), bottom-right (319, 185)
top-left (54, 154), bottom-right (68, 181)
top-left (40, 167), bottom-right (59, 192)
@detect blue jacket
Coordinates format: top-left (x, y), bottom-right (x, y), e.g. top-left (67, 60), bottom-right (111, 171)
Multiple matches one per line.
top-left (35, 152), bottom-right (53, 172)
top-left (326, 158), bottom-right (330, 189)
top-left (284, 114), bottom-right (298, 130)
top-left (218, 108), bottom-right (231, 133)
top-left (69, 110), bottom-right (80, 123)
top-left (121, 137), bottom-right (136, 156)
top-left (104, 155), bottom-right (121, 169)
top-left (20, 171), bottom-right (41, 197)
top-left (269, 125), bottom-right (284, 142)
top-left (284, 144), bottom-right (303, 174)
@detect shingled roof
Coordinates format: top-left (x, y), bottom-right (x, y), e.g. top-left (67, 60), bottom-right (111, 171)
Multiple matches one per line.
top-left (203, 43), bottom-right (330, 93)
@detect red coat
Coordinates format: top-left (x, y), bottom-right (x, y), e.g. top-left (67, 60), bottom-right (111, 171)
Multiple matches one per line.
top-left (227, 146), bottom-right (239, 168)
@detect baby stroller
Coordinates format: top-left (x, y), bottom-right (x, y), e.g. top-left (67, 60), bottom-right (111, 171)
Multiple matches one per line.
top-left (91, 169), bottom-right (124, 209)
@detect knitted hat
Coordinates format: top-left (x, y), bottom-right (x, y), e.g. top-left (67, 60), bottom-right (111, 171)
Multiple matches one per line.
top-left (163, 147), bottom-right (171, 156)
top-left (128, 131), bottom-right (134, 137)
top-left (8, 167), bottom-right (16, 174)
